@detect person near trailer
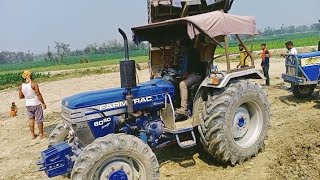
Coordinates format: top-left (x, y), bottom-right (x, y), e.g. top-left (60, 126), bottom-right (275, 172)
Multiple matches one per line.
top-left (281, 41), bottom-right (298, 74)
top-left (261, 43), bottom-right (271, 86)
top-left (281, 41), bottom-right (298, 58)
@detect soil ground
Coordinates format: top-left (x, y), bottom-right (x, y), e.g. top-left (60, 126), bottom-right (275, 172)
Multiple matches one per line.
top-left (0, 59), bottom-right (319, 180)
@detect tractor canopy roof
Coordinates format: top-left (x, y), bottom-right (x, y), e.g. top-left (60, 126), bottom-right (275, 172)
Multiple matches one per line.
top-left (132, 11), bottom-right (258, 44)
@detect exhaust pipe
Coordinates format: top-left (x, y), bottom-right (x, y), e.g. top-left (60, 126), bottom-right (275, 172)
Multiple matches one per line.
top-left (118, 28), bottom-right (137, 118)
top-left (118, 28), bottom-right (129, 60)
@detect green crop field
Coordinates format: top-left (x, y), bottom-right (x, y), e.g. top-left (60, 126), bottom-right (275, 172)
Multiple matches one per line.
top-left (216, 32), bottom-right (319, 54)
top-left (0, 49), bottom-right (148, 73)
top-left (0, 55), bottom-right (148, 90)
top-left (0, 32), bottom-right (319, 89)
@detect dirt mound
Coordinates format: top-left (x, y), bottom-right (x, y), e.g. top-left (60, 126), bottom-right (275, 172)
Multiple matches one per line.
top-left (267, 82), bottom-right (320, 180)
top-left (272, 143), bottom-right (320, 179)
top-left (269, 120), bottom-right (320, 179)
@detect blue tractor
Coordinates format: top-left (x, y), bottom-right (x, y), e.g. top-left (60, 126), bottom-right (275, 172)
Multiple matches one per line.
top-left (38, 3), bottom-right (270, 180)
top-left (282, 51), bottom-right (320, 98)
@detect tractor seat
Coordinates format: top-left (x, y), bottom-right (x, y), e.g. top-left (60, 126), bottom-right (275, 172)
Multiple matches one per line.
top-left (188, 61), bottom-right (208, 93)
top-left (189, 82), bottom-right (202, 101)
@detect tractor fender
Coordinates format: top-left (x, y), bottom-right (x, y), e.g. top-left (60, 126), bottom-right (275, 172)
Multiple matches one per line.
top-left (192, 68), bottom-right (265, 126)
top-left (199, 68), bottom-right (265, 89)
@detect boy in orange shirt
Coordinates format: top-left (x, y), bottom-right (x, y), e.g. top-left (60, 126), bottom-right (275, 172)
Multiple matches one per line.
top-left (261, 43), bottom-right (270, 86)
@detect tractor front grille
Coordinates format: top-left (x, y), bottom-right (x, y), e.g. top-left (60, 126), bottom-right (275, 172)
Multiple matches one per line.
top-left (61, 106), bottom-right (95, 146)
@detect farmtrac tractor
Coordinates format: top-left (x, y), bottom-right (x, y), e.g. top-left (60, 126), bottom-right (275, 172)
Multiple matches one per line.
top-left (282, 50), bottom-right (320, 98)
top-left (38, 6), bottom-right (270, 180)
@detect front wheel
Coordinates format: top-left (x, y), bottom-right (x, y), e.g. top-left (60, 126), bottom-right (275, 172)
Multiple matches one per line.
top-left (48, 123), bottom-right (69, 147)
top-left (291, 84), bottom-right (316, 99)
top-left (71, 134), bottom-right (159, 180)
top-left (198, 80), bottom-right (270, 165)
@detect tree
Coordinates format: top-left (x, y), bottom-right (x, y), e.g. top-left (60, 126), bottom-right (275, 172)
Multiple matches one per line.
top-left (54, 42), bottom-right (70, 62)
top-left (45, 46), bottom-right (54, 62)
top-left (313, 21), bottom-right (320, 31)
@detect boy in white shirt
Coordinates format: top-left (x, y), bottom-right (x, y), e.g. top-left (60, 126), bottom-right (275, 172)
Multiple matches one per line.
top-left (281, 41), bottom-right (298, 58)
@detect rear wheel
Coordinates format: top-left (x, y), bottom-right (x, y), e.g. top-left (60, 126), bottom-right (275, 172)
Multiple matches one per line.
top-left (72, 134), bottom-right (159, 180)
top-left (198, 80), bottom-right (270, 165)
top-left (291, 84), bottom-right (316, 98)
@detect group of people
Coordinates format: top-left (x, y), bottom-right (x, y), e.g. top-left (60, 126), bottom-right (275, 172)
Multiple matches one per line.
top-left (237, 41), bottom-right (298, 86)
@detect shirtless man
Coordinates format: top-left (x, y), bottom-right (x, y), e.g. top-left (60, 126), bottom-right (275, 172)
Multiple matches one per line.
top-left (19, 70), bottom-right (47, 139)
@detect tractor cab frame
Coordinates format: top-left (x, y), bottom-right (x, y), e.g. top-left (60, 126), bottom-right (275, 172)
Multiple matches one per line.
top-left (132, 11), bottom-right (265, 132)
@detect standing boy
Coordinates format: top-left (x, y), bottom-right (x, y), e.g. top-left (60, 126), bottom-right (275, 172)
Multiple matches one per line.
top-left (261, 44), bottom-right (270, 86)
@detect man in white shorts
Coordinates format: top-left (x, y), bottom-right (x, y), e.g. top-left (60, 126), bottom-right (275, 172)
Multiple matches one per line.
top-left (19, 70), bottom-right (47, 139)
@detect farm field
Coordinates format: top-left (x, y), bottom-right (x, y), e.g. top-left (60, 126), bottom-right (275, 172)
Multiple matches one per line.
top-left (0, 44), bottom-right (318, 90)
top-left (0, 59), bottom-right (319, 180)
top-left (0, 32), bottom-right (319, 74)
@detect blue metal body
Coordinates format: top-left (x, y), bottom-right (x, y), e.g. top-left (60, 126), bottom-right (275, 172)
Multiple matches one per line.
top-left (62, 78), bottom-right (174, 110)
top-left (39, 78), bottom-right (178, 177)
top-left (282, 51), bottom-right (320, 85)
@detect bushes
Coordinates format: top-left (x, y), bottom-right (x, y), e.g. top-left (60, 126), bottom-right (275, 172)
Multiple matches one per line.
top-left (0, 72), bottom-right (50, 87)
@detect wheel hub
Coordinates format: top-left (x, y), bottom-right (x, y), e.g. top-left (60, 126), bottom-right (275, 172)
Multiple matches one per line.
top-left (109, 170), bottom-right (128, 180)
top-left (232, 102), bottom-right (263, 149)
top-left (232, 106), bottom-right (250, 139)
top-left (238, 117), bottom-right (245, 127)
top-left (99, 160), bottom-right (138, 180)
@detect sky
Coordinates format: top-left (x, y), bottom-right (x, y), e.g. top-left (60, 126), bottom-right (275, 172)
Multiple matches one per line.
top-left (0, 0), bottom-right (319, 54)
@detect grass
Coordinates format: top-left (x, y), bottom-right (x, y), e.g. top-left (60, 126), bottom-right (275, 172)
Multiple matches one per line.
top-left (0, 55), bottom-right (149, 90)
top-left (0, 65), bottom-right (129, 90)
top-left (0, 49), bottom-right (148, 73)
top-left (0, 56), bottom-right (149, 75)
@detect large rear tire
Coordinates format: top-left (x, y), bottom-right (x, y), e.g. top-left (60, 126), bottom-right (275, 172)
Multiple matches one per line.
top-left (48, 123), bottom-right (69, 147)
top-left (291, 84), bottom-right (316, 99)
top-left (72, 134), bottom-right (159, 180)
top-left (198, 80), bottom-right (270, 165)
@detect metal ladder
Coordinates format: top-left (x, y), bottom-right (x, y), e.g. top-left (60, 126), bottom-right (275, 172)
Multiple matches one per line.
top-left (161, 93), bottom-right (196, 149)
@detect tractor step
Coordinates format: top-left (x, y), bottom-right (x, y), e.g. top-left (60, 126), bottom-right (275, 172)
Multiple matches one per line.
top-left (175, 131), bottom-right (196, 149)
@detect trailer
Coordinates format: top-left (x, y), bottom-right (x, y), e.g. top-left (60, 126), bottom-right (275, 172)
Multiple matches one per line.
top-left (282, 51), bottom-right (320, 98)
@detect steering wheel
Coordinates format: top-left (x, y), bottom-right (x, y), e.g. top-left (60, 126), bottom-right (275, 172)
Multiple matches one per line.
top-left (161, 68), bottom-right (179, 75)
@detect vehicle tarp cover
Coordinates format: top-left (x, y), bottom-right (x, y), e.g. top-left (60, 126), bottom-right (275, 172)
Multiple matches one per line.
top-left (132, 11), bottom-right (258, 44)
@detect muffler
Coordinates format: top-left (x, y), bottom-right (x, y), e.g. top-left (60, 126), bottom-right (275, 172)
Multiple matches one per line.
top-left (118, 28), bottom-right (136, 118)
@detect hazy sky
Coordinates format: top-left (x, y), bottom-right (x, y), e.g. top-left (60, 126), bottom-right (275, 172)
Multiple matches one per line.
top-left (0, 0), bottom-right (319, 53)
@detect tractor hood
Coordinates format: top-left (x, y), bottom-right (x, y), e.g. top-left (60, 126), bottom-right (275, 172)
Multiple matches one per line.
top-left (62, 79), bottom-right (174, 110)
